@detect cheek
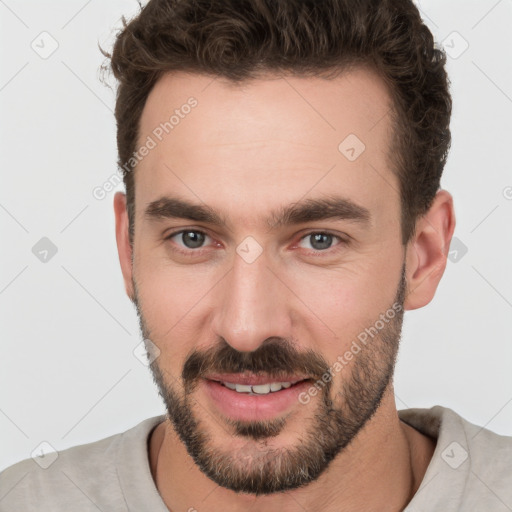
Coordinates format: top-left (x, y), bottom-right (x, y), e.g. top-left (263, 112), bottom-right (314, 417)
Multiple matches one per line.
top-left (135, 239), bottom-right (214, 313)
top-left (133, 262), bottom-right (211, 363)
top-left (286, 260), bottom-right (400, 353)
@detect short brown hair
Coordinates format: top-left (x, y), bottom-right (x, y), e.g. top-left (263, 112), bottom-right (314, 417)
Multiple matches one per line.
top-left (103, 0), bottom-right (452, 245)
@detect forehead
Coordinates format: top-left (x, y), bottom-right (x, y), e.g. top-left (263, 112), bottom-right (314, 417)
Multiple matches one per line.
top-left (135, 67), bottom-right (399, 231)
top-left (140, 66), bottom-right (393, 148)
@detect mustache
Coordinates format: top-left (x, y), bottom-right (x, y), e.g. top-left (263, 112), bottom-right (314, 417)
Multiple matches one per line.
top-left (182, 337), bottom-right (330, 389)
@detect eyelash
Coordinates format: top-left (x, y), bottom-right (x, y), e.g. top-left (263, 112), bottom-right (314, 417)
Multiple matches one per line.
top-left (164, 229), bottom-right (349, 257)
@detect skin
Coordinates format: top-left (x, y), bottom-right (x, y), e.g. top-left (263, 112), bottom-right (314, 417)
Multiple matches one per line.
top-left (113, 67), bottom-right (455, 511)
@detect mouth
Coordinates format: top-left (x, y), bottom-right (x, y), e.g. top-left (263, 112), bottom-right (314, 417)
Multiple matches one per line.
top-left (201, 373), bottom-right (314, 421)
top-left (209, 379), bottom-right (307, 395)
top-left (205, 372), bottom-right (311, 392)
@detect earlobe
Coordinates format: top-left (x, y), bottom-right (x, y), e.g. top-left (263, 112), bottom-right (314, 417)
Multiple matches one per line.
top-left (113, 191), bottom-right (135, 301)
top-left (403, 189), bottom-right (456, 311)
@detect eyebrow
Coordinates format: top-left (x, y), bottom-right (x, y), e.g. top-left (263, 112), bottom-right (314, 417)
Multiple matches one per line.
top-left (144, 195), bottom-right (371, 231)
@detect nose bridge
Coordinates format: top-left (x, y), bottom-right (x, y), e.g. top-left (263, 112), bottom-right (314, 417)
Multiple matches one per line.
top-left (213, 248), bottom-right (291, 352)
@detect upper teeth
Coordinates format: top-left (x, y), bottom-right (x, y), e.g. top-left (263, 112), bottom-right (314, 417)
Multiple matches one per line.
top-left (223, 381), bottom-right (293, 394)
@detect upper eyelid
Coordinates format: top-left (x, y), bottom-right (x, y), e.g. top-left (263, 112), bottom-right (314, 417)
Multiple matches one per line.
top-left (165, 228), bottom-right (213, 242)
top-left (164, 229), bottom-right (215, 251)
top-left (297, 232), bottom-right (346, 244)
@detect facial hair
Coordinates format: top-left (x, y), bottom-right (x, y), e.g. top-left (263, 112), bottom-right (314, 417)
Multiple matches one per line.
top-left (132, 263), bottom-right (407, 495)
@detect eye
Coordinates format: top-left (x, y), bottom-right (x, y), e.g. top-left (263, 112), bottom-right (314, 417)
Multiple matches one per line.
top-left (165, 229), bottom-right (213, 253)
top-left (164, 229), bottom-right (348, 257)
top-left (297, 232), bottom-right (347, 253)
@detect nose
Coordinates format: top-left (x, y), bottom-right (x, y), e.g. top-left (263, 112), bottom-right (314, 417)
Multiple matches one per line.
top-left (211, 247), bottom-right (293, 353)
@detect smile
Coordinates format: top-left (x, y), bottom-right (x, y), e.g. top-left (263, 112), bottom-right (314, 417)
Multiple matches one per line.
top-left (219, 381), bottom-right (294, 394)
top-left (202, 375), bottom-right (313, 421)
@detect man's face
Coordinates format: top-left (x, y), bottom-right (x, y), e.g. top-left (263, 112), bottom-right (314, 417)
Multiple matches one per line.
top-left (129, 68), bottom-right (407, 494)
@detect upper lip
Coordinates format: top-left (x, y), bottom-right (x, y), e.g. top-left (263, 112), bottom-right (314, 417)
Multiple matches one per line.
top-left (204, 373), bottom-right (310, 386)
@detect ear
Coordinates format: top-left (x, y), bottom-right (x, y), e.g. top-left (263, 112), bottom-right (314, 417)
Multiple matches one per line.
top-left (113, 191), bottom-right (135, 301)
top-left (404, 189), bottom-right (456, 311)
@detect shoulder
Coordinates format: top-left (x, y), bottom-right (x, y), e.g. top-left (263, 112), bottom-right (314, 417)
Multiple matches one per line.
top-left (449, 406), bottom-right (512, 493)
top-left (401, 405), bottom-right (512, 467)
top-left (400, 405), bottom-right (512, 511)
top-left (0, 415), bottom-right (164, 512)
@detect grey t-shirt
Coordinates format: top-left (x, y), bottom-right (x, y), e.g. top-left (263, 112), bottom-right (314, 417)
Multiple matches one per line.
top-left (1, 406), bottom-right (511, 511)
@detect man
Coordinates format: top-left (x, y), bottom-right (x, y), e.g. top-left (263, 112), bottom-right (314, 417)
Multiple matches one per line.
top-left (1, 0), bottom-right (511, 510)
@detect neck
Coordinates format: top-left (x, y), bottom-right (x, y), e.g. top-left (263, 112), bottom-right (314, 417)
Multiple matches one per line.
top-left (150, 385), bottom-right (435, 512)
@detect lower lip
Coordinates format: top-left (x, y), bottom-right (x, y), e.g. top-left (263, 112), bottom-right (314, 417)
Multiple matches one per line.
top-left (202, 379), bottom-right (312, 422)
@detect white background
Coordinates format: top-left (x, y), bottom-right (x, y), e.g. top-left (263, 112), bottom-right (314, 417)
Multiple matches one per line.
top-left (1, 0), bottom-right (511, 472)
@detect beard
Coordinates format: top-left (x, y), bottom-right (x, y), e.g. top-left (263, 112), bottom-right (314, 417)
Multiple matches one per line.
top-left (132, 263), bottom-right (407, 495)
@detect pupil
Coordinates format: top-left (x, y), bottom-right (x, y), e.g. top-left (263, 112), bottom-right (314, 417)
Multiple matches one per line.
top-left (311, 233), bottom-right (332, 250)
top-left (183, 231), bottom-right (204, 249)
